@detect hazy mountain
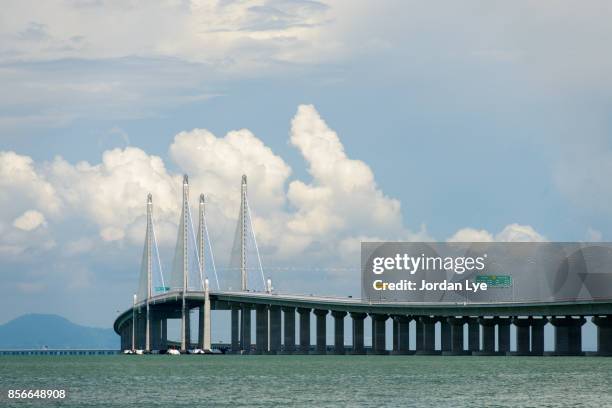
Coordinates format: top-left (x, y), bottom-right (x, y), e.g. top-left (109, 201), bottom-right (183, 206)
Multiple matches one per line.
top-left (0, 314), bottom-right (118, 349)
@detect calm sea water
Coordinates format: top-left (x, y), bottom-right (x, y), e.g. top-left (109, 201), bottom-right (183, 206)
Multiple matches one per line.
top-left (0, 355), bottom-right (611, 407)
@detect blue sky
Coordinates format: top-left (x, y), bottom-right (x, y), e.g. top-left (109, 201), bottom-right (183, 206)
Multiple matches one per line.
top-left (1, 1), bottom-right (612, 330)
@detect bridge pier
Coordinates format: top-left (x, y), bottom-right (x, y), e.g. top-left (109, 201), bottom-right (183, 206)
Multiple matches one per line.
top-left (282, 307), bottom-right (295, 354)
top-left (255, 305), bottom-right (268, 354)
top-left (137, 310), bottom-right (146, 350)
top-left (314, 309), bottom-right (328, 354)
top-left (151, 312), bottom-right (161, 351)
top-left (391, 316), bottom-right (411, 355)
top-left (497, 318), bottom-right (511, 353)
top-left (350, 312), bottom-right (367, 354)
top-left (240, 304), bottom-right (251, 353)
top-left (371, 314), bottom-right (388, 355)
top-left (440, 319), bottom-right (451, 353)
top-left (512, 317), bottom-right (532, 356)
top-left (467, 318), bottom-right (479, 353)
top-left (445, 317), bottom-right (467, 355)
top-left (198, 304), bottom-right (205, 350)
top-left (550, 316), bottom-right (586, 356)
top-left (592, 316), bottom-right (612, 356)
top-left (332, 311), bottom-right (347, 354)
top-left (184, 308), bottom-right (191, 351)
top-left (161, 316), bottom-right (167, 350)
top-left (531, 317), bottom-right (548, 356)
top-left (269, 306), bottom-right (281, 354)
top-left (474, 317), bottom-right (497, 355)
top-left (231, 306), bottom-right (240, 353)
top-left (297, 308), bottom-right (311, 354)
top-left (415, 316), bottom-right (437, 354)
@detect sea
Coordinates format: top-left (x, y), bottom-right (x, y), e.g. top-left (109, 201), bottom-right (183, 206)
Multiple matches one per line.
top-left (0, 355), bottom-right (611, 407)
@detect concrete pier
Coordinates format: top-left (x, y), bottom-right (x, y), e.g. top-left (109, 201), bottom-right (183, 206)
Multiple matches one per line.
top-left (198, 305), bottom-right (205, 350)
top-left (297, 308), bottom-right (311, 354)
top-left (445, 317), bottom-right (467, 355)
top-left (440, 319), bottom-right (451, 353)
top-left (467, 318), bottom-right (479, 353)
top-left (550, 316), bottom-right (586, 356)
top-left (498, 318), bottom-right (511, 353)
top-left (531, 317), bottom-right (548, 355)
top-left (151, 314), bottom-right (161, 350)
top-left (592, 315), bottom-right (612, 356)
top-left (415, 316), bottom-right (437, 355)
top-left (332, 311), bottom-right (347, 354)
top-left (350, 312), bottom-right (366, 354)
top-left (269, 306), bottom-right (281, 354)
top-left (371, 314), bottom-right (388, 355)
top-left (392, 316), bottom-right (411, 355)
top-left (231, 306), bottom-right (240, 353)
top-left (240, 304), bottom-right (251, 353)
top-left (475, 317), bottom-right (497, 355)
top-left (255, 305), bottom-right (268, 354)
top-left (161, 317), bottom-right (167, 349)
top-left (512, 317), bottom-right (531, 356)
top-left (314, 309), bottom-right (328, 354)
top-left (183, 309), bottom-right (191, 351)
top-left (282, 307), bottom-right (296, 354)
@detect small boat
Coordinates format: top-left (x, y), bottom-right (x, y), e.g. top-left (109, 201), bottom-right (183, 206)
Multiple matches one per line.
top-left (189, 348), bottom-right (205, 354)
top-left (167, 348), bottom-right (180, 355)
top-left (134, 349), bottom-right (144, 355)
top-left (123, 349), bottom-right (134, 355)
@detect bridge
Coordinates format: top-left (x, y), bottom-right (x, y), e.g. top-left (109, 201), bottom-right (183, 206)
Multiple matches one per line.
top-left (114, 175), bottom-right (612, 356)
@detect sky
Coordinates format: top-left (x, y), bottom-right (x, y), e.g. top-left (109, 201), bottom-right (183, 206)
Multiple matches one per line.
top-left (1, 1), bottom-right (612, 330)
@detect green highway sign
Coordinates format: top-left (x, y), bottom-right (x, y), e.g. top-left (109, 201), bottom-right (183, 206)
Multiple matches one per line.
top-left (475, 275), bottom-right (512, 288)
top-left (154, 286), bottom-right (170, 292)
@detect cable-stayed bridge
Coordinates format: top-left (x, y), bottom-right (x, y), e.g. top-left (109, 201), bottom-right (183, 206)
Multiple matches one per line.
top-left (114, 176), bottom-right (612, 356)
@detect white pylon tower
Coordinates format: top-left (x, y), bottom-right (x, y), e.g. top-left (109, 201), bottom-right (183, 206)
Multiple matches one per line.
top-left (198, 194), bottom-right (212, 351)
top-left (180, 175), bottom-right (189, 351)
top-left (240, 175), bottom-right (247, 291)
top-left (204, 278), bottom-right (211, 351)
top-left (145, 193), bottom-right (153, 352)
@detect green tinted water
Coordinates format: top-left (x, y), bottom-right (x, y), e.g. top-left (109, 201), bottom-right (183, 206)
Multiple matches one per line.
top-left (0, 355), bottom-right (610, 407)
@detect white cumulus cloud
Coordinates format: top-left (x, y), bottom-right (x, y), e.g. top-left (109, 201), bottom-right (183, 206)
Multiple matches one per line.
top-left (13, 210), bottom-right (46, 231)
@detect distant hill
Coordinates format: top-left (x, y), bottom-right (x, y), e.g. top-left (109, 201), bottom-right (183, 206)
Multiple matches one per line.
top-left (0, 314), bottom-right (118, 349)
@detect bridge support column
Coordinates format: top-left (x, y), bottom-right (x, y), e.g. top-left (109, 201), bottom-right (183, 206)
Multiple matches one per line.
top-left (415, 319), bottom-right (423, 352)
top-left (282, 307), bottom-right (295, 354)
top-left (231, 306), bottom-right (240, 353)
top-left (467, 318), bottom-right (479, 353)
top-left (550, 316), bottom-right (586, 356)
top-left (269, 306), bottom-right (281, 354)
top-left (512, 317), bottom-right (531, 356)
top-left (240, 304), bottom-right (251, 353)
top-left (392, 318), bottom-right (399, 352)
top-left (161, 316), bottom-right (167, 350)
top-left (592, 316), bottom-right (612, 356)
top-left (392, 316), bottom-right (412, 355)
top-left (475, 317), bottom-right (497, 355)
top-left (440, 319), bottom-right (451, 353)
top-left (445, 317), bottom-right (467, 355)
top-left (151, 312), bottom-right (161, 351)
top-left (137, 309), bottom-right (146, 350)
top-left (371, 314), bottom-right (388, 355)
top-left (497, 318), bottom-right (511, 353)
top-left (350, 313), bottom-right (366, 354)
top-left (198, 304), bottom-right (205, 350)
top-left (531, 317), bottom-right (548, 356)
top-left (332, 311), bottom-right (347, 354)
top-left (255, 305), bottom-right (269, 354)
top-left (314, 309), bottom-right (328, 354)
top-left (415, 316), bottom-right (438, 354)
top-left (297, 308), bottom-right (311, 354)
top-left (184, 308), bottom-right (191, 351)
